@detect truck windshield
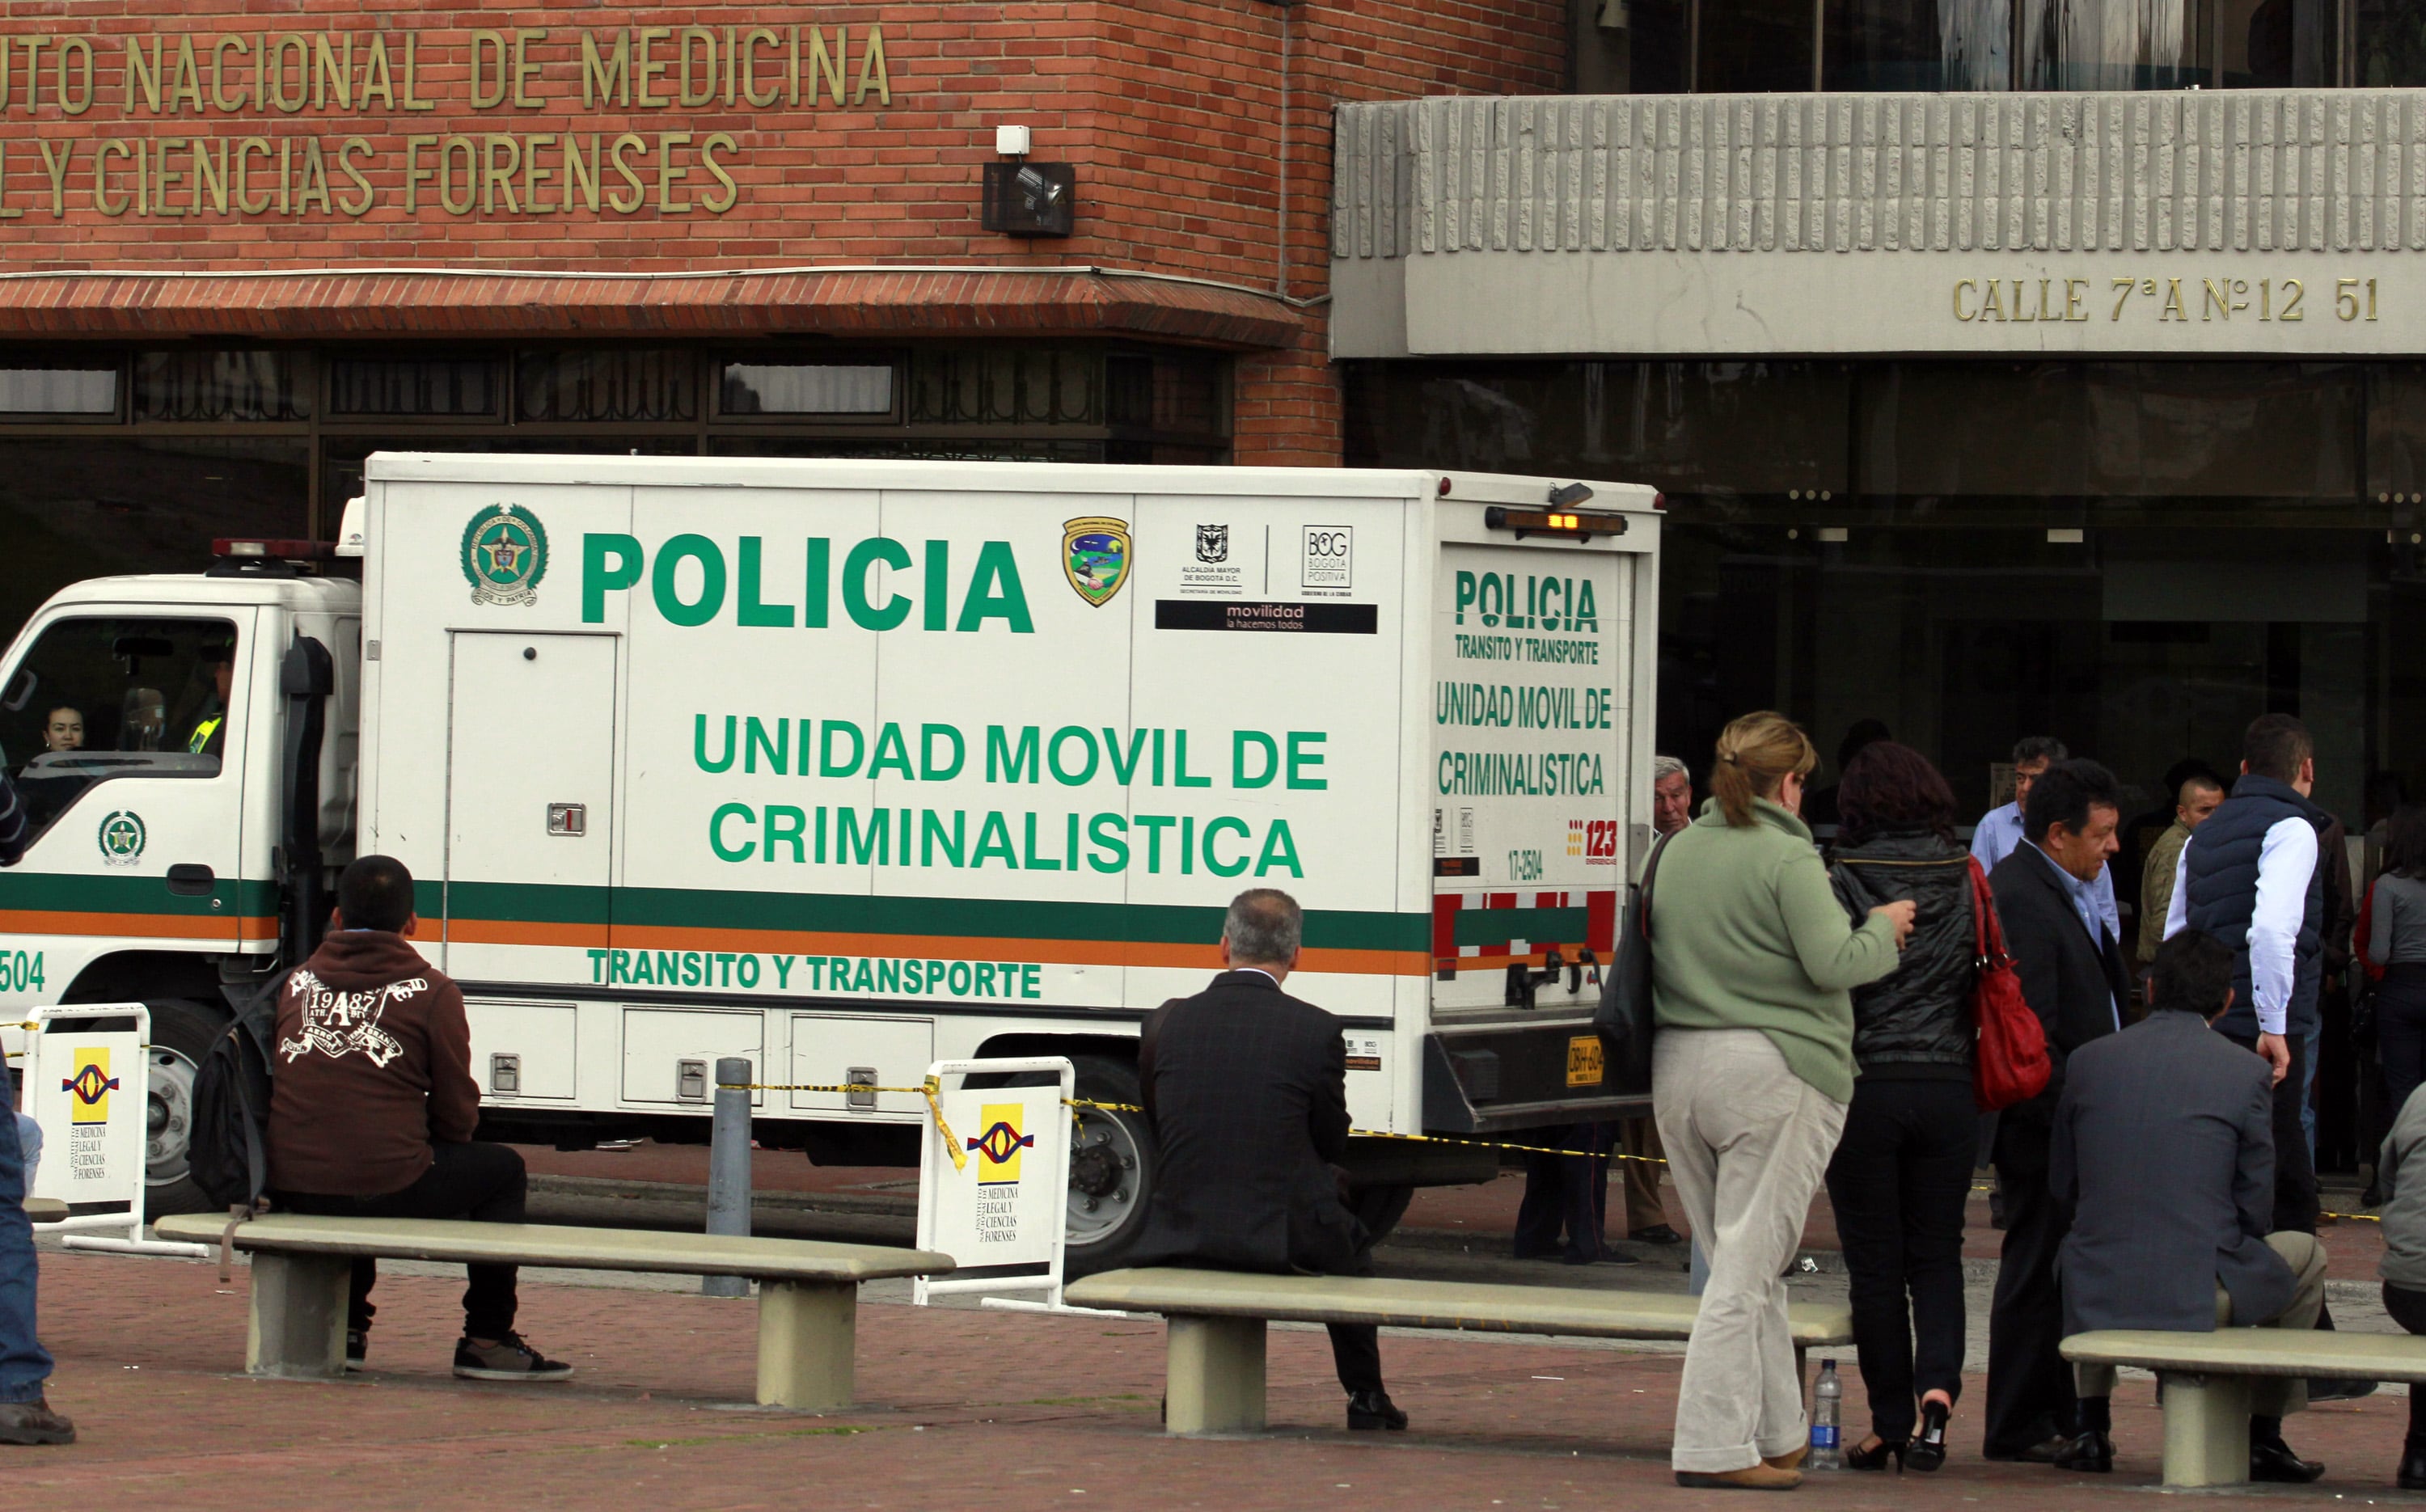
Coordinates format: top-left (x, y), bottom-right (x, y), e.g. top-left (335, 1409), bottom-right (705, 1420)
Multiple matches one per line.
top-left (2, 615), bottom-right (236, 835)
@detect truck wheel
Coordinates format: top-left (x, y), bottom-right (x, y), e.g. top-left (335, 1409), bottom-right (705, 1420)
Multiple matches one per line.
top-left (1063, 1054), bottom-right (1155, 1278)
top-left (139, 999), bottom-right (225, 1218)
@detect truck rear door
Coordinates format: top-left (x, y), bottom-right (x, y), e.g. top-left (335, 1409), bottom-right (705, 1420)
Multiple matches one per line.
top-left (1426, 535), bottom-right (1638, 1126)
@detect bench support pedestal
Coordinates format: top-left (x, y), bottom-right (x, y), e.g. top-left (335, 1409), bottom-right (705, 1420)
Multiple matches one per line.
top-left (2158, 1371), bottom-right (2252, 1489)
top-left (247, 1251), bottom-right (351, 1380)
top-left (1165, 1315), bottom-right (1266, 1434)
top-left (756, 1280), bottom-right (856, 1409)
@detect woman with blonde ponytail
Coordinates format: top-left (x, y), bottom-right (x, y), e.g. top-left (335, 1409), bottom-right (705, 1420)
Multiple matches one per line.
top-left (1650, 712), bottom-right (1918, 1491)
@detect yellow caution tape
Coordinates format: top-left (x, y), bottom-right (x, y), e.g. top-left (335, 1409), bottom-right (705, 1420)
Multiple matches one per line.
top-left (729, 1083), bottom-right (2400, 1227)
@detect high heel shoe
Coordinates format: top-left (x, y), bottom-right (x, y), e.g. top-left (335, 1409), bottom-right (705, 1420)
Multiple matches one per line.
top-left (1905, 1400), bottom-right (1951, 1473)
top-left (1844, 1435), bottom-right (1908, 1472)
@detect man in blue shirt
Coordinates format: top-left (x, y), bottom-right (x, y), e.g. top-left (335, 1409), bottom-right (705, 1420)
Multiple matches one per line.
top-left (1973, 737), bottom-right (2120, 940)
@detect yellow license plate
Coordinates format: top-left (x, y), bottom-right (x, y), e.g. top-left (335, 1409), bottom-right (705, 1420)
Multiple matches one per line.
top-left (1566, 1034), bottom-right (1605, 1088)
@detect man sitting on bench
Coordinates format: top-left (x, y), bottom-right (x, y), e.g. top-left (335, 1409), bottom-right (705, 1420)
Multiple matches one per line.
top-left (1126, 887), bottom-right (1410, 1432)
top-left (2051, 929), bottom-right (2327, 1481)
top-left (269, 855), bottom-right (574, 1382)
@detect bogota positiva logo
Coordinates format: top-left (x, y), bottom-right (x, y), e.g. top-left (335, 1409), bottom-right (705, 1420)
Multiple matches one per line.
top-left (462, 502), bottom-right (550, 608)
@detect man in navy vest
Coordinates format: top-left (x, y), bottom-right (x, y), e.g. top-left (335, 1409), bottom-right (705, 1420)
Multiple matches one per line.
top-left (2164, 713), bottom-right (2323, 1234)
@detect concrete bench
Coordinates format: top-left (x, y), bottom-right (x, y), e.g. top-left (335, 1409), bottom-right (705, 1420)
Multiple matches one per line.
top-left (23, 1197), bottom-right (67, 1224)
top-left (154, 1213), bottom-right (951, 1410)
top-left (1065, 1268), bottom-right (1855, 1434)
top-left (2063, 1328), bottom-right (2426, 1488)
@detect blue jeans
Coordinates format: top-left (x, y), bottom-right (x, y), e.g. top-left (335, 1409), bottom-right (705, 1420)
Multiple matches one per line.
top-left (0, 1056), bottom-right (53, 1401)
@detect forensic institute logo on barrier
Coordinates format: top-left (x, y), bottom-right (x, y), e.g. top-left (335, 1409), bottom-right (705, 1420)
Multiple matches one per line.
top-left (966, 1102), bottom-right (1034, 1185)
top-left (460, 502), bottom-right (550, 608)
top-left (1062, 517), bottom-right (1131, 607)
top-left (62, 1048), bottom-right (118, 1125)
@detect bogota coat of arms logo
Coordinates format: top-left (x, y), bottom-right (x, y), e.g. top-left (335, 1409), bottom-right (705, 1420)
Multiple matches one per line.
top-left (460, 503), bottom-right (549, 608)
top-left (1062, 517), bottom-right (1131, 607)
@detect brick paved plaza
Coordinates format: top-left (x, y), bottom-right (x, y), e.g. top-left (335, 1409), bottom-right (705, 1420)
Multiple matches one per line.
top-left (11, 1207), bottom-right (2419, 1510)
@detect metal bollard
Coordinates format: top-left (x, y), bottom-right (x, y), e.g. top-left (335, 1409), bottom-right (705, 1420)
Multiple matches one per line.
top-left (703, 1055), bottom-right (753, 1298)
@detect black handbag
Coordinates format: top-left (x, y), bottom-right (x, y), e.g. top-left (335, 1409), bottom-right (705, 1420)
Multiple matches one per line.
top-left (1595, 830), bottom-right (1672, 1062)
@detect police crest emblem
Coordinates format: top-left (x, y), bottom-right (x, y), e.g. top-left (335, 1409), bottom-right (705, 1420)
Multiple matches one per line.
top-left (1062, 517), bottom-right (1131, 607)
top-left (460, 503), bottom-right (550, 608)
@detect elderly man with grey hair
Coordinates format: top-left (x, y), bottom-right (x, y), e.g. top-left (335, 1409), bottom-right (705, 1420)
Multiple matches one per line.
top-left (1128, 888), bottom-right (1409, 1431)
top-left (1621, 756), bottom-right (1693, 1247)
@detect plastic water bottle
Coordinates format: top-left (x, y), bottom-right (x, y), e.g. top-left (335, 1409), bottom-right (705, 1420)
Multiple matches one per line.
top-left (1808, 1359), bottom-right (1842, 1469)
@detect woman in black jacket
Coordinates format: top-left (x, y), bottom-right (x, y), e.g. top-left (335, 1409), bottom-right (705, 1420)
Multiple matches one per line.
top-left (1823, 741), bottom-right (1978, 1472)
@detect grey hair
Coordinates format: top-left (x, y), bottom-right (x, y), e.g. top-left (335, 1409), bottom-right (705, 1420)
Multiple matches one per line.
top-left (2012, 736), bottom-right (2069, 766)
top-left (1224, 888), bottom-right (1304, 966)
top-left (1651, 754), bottom-right (1688, 785)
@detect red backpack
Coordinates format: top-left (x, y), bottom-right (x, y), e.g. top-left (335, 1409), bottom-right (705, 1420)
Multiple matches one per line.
top-left (1967, 857), bottom-right (2051, 1110)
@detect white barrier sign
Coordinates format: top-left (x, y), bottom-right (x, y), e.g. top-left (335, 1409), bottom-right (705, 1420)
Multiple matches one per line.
top-left (915, 1057), bottom-right (1071, 1307)
top-left (27, 1003), bottom-right (148, 1232)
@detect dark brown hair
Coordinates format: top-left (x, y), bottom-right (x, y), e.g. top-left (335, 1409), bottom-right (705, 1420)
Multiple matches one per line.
top-left (2243, 713), bottom-right (2314, 784)
top-left (1835, 741), bottom-right (1959, 849)
top-left (2387, 804), bottom-right (2426, 882)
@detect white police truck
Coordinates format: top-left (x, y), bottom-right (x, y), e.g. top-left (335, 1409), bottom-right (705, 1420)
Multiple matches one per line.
top-left (0, 454), bottom-right (1660, 1269)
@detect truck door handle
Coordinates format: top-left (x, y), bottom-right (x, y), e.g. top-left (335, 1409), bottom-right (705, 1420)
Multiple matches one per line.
top-left (166, 864), bottom-right (216, 897)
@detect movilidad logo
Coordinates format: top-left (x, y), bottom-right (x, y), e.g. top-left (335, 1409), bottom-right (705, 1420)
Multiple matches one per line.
top-left (461, 503), bottom-right (549, 608)
top-left (1062, 517), bottom-right (1131, 607)
top-left (96, 809), bottom-right (146, 867)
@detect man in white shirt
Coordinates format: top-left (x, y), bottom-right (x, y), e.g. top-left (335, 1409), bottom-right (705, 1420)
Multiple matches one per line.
top-left (1973, 737), bottom-right (2120, 940)
top-left (2165, 714), bottom-right (2326, 1234)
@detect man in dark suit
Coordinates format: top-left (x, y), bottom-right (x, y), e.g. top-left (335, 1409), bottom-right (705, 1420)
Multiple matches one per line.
top-left (1982, 759), bottom-right (2129, 1461)
top-left (2051, 929), bottom-right (2327, 1481)
top-left (1128, 888), bottom-right (1407, 1431)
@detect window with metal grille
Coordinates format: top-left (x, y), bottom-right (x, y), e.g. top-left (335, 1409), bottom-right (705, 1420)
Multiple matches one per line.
top-left (134, 351), bottom-right (306, 423)
top-left (518, 349), bottom-right (698, 423)
top-left (328, 357), bottom-right (501, 417)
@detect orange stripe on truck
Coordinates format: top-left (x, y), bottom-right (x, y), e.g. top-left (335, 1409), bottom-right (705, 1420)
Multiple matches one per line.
top-left (0, 909), bottom-right (269, 941)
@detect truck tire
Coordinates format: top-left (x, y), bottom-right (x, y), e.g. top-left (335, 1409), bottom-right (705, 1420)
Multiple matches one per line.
top-left (1063, 1054), bottom-right (1155, 1278)
top-left (139, 999), bottom-right (226, 1218)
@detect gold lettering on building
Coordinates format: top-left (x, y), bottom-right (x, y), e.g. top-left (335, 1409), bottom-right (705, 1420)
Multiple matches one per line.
top-left (1956, 272), bottom-right (2377, 325)
top-left (0, 23), bottom-right (896, 218)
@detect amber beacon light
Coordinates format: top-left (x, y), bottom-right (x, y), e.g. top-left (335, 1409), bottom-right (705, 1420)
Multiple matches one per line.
top-left (1483, 493), bottom-right (1629, 543)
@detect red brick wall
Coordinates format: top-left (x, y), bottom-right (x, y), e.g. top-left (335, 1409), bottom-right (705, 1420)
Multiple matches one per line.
top-left (0, 0), bottom-right (1563, 461)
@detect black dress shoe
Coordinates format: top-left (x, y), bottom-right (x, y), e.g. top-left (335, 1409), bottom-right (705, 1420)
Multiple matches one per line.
top-left (2307, 1377), bottom-right (2379, 1402)
top-left (2053, 1430), bottom-right (2114, 1473)
top-left (2399, 1447), bottom-right (2426, 1490)
top-left (1633, 1223), bottom-right (1684, 1245)
top-left (2250, 1439), bottom-right (2326, 1484)
top-left (1346, 1390), bottom-right (1408, 1431)
top-left (1984, 1434), bottom-right (2072, 1463)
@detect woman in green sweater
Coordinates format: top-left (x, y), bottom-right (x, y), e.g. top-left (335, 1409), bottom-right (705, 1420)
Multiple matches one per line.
top-left (1652, 712), bottom-right (1914, 1492)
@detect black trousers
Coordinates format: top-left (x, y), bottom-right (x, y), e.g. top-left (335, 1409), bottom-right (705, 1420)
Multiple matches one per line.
top-left (2224, 1029), bottom-right (2321, 1234)
top-left (1512, 1121), bottom-right (1613, 1264)
top-left (2375, 968), bottom-right (2426, 1129)
top-left (278, 1141), bottom-right (528, 1341)
top-left (1302, 1183), bottom-right (1407, 1396)
top-left (1823, 1076), bottom-right (1978, 1442)
top-left (1983, 1109), bottom-right (2076, 1455)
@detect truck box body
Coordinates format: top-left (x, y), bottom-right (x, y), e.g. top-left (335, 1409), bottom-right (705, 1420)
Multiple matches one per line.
top-left (0, 454), bottom-right (1659, 1246)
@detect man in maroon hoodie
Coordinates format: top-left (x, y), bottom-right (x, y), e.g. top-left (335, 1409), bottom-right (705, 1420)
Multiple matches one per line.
top-left (269, 855), bottom-right (573, 1380)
